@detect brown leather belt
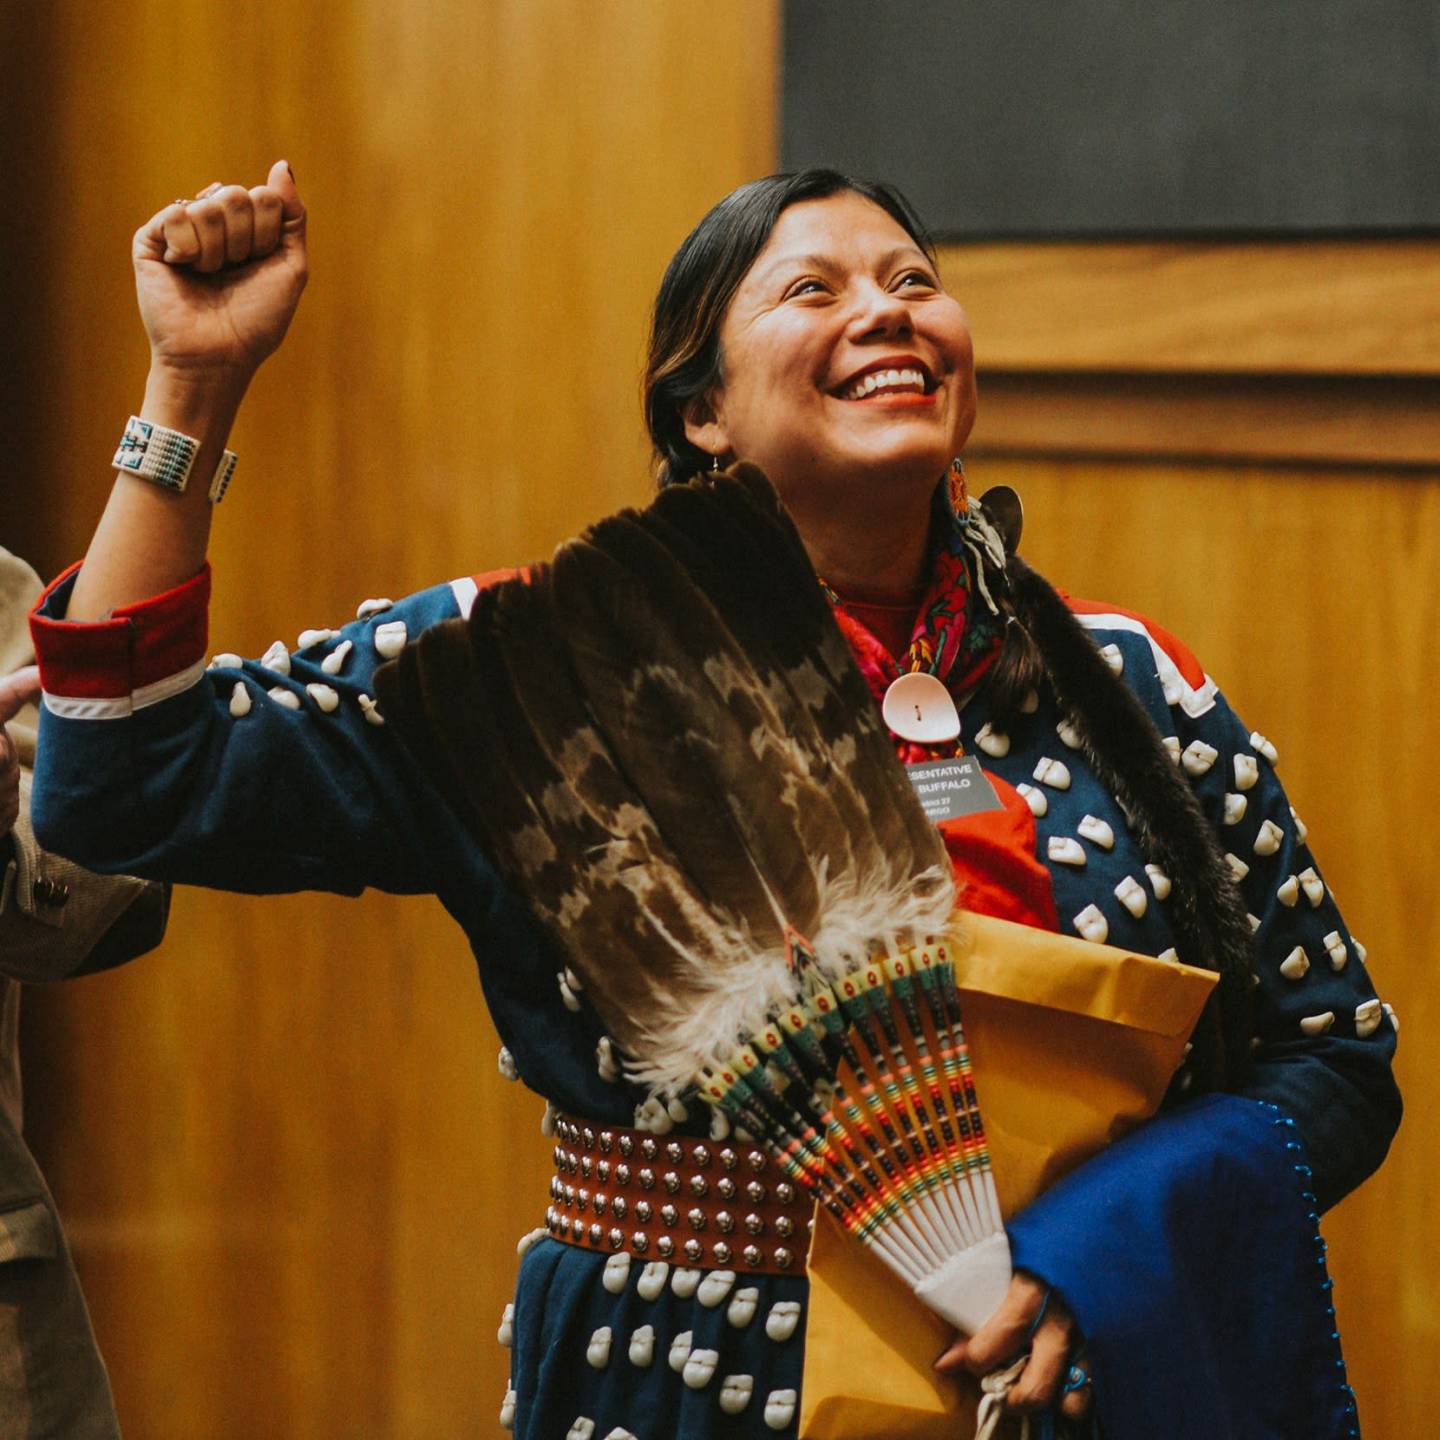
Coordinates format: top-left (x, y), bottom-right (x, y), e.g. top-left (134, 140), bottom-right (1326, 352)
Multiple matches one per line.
top-left (544, 1114), bottom-right (814, 1275)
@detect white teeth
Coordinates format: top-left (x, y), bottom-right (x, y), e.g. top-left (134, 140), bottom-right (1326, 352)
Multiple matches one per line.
top-left (668, 1331), bottom-right (694, 1372)
top-left (1279, 946), bottom-right (1310, 980)
top-left (1225, 852), bottom-right (1250, 882)
top-left (585, 1326), bottom-right (612, 1368)
top-left (596, 1035), bottom-right (621, 1082)
top-left (356, 596), bottom-right (394, 619)
top-left (306, 683), bottom-right (340, 713)
top-left (696, 1270), bottom-right (736, 1308)
top-left (1253, 819), bottom-right (1284, 856)
top-left (1073, 904), bottom-right (1108, 944)
top-left (267, 686), bottom-right (301, 710)
top-left (298, 627), bottom-right (338, 649)
top-left (1181, 740), bottom-right (1218, 777)
top-left (670, 1266), bottom-right (702, 1299)
top-left (1300, 1011), bottom-right (1335, 1037)
top-left (843, 366), bottom-right (927, 399)
top-left (1222, 793), bottom-right (1248, 825)
top-left (1290, 807), bottom-right (1308, 844)
top-left (1247, 913), bottom-right (1262, 933)
top-left (499, 1387), bottom-right (516, 1430)
top-left (1298, 867), bottom-right (1325, 907)
top-left (1277, 874), bottom-right (1300, 907)
top-left (973, 722), bottom-right (1009, 757)
top-left (1033, 757), bottom-right (1071, 789)
top-left (1234, 754), bottom-right (1260, 791)
top-left (1098, 643), bottom-right (1125, 675)
top-left (628, 1324), bottom-right (655, 1366)
top-left (1322, 932), bottom-right (1347, 970)
top-left (539, 1103), bottom-right (558, 1137)
top-left (558, 975), bottom-right (581, 1012)
top-left (1157, 947), bottom-right (1180, 963)
top-left (764, 1390), bottom-right (798, 1430)
top-left (1250, 732), bottom-right (1279, 764)
top-left (1353, 938), bottom-right (1368, 965)
top-left (209, 652), bottom-right (243, 670)
top-left (228, 682), bottom-right (251, 717)
top-left (1145, 863), bottom-right (1172, 900)
top-left (1354, 999), bottom-right (1382, 1038)
top-left (1162, 736), bottom-right (1182, 764)
top-left (637, 1262), bottom-right (669, 1301)
top-left (1016, 783), bottom-right (1047, 817)
top-left (1115, 876), bottom-right (1148, 918)
top-left (374, 620), bottom-right (408, 658)
top-left (602, 1253), bottom-right (632, 1294)
top-left (321, 639), bottom-right (353, 675)
top-left (261, 641), bottom-right (291, 675)
top-left (1047, 836), bottom-right (1086, 867)
top-left (498, 1303), bottom-right (514, 1347)
top-left (766, 1300), bottom-right (802, 1341)
top-left (1383, 1001), bottom-right (1398, 1033)
top-left (1056, 719), bottom-right (1084, 750)
top-left (497, 1046), bottom-right (519, 1081)
top-left (720, 1375), bottom-right (755, 1414)
top-left (683, 1348), bottom-right (720, 1390)
top-left (727, 1286), bottom-right (760, 1328)
top-left (357, 693), bottom-right (385, 726)
top-left (566, 1421), bottom-right (595, 1440)
top-left (1078, 815), bottom-right (1115, 850)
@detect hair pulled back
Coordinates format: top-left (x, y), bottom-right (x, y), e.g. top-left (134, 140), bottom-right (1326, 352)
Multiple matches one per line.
top-left (643, 170), bottom-right (936, 488)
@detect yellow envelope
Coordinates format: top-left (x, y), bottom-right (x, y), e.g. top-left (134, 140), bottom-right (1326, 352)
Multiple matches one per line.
top-left (800, 914), bottom-right (1218, 1439)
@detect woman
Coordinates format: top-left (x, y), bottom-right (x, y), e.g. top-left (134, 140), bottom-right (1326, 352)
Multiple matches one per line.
top-left (29, 163), bottom-right (1399, 1437)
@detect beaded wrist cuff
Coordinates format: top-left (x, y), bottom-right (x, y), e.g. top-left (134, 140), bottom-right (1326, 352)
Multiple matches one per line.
top-left (112, 415), bottom-right (199, 493)
top-left (208, 449), bottom-right (238, 504)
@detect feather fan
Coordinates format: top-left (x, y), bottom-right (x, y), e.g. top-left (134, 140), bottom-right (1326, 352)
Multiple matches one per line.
top-left (376, 465), bottom-right (1011, 1330)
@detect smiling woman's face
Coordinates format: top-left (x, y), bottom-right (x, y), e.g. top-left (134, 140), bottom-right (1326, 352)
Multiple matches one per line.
top-left (684, 190), bottom-right (976, 514)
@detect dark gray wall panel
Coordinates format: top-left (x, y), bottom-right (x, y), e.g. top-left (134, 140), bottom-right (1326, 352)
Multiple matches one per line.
top-left (781, 0), bottom-right (1440, 237)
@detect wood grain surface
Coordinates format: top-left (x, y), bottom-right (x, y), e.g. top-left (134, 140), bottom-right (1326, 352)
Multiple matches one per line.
top-left (943, 240), bottom-right (1440, 377)
top-left (2, 5), bottom-right (1431, 1437)
top-left (7, 2), bottom-right (779, 1436)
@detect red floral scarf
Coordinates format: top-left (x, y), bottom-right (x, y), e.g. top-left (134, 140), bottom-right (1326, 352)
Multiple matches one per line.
top-left (823, 464), bottom-right (1005, 763)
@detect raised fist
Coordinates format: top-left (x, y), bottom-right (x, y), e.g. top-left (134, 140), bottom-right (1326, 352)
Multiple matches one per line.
top-left (133, 159), bottom-right (308, 381)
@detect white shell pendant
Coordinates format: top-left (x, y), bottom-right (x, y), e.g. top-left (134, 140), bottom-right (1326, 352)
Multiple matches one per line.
top-left (881, 672), bottom-right (960, 745)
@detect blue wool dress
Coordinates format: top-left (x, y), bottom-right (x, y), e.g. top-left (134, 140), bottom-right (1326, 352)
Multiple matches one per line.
top-left (28, 535), bottom-right (1398, 1438)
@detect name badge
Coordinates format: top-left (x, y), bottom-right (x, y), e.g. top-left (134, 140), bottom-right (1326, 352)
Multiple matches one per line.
top-left (906, 755), bottom-right (1003, 823)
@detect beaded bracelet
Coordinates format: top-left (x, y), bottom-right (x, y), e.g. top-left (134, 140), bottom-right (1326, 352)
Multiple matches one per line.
top-left (112, 415), bottom-right (238, 502)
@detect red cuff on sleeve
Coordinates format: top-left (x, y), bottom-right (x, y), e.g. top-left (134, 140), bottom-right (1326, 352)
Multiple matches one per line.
top-left (29, 562), bottom-right (211, 717)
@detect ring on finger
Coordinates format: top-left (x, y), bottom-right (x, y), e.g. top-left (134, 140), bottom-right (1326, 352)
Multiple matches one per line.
top-left (1062, 1362), bottom-right (1091, 1394)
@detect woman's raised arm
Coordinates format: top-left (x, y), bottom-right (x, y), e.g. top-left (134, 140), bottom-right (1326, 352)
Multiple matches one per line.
top-left (68, 160), bottom-right (307, 621)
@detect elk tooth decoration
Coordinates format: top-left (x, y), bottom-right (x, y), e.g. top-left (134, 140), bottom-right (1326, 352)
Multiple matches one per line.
top-left (636, 1263), bottom-right (668, 1301)
top-left (373, 619), bottom-right (408, 658)
top-left (765, 1390), bottom-right (799, 1431)
top-left (376, 467), bottom-right (1013, 1336)
top-left (766, 1300), bottom-right (802, 1342)
top-left (628, 1324), bottom-right (655, 1367)
top-left (720, 1375), bottom-right (755, 1415)
top-left (228, 683), bottom-right (251, 718)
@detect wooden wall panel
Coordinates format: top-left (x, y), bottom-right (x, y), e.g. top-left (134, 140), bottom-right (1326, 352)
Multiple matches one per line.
top-left (942, 240), bottom-right (1440, 377)
top-left (967, 443), bottom-right (1438, 1436)
top-left (10, 3), bottom-right (779, 1437)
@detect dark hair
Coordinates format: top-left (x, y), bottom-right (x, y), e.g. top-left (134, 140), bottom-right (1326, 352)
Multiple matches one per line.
top-left (643, 169), bottom-right (937, 488)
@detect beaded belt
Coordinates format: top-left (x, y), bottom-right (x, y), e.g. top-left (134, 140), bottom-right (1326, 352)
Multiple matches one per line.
top-left (545, 1115), bottom-right (814, 1275)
